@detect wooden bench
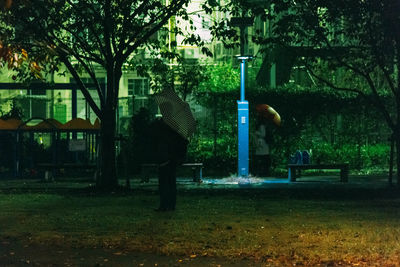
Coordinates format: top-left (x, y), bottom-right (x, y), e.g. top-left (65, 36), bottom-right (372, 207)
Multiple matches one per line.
top-left (288, 163), bottom-right (349, 182)
top-left (141, 163), bottom-right (203, 183)
top-left (37, 163), bottom-right (97, 180)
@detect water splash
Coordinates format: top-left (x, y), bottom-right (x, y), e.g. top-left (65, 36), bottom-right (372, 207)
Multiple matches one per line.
top-left (202, 175), bottom-right (269, 185)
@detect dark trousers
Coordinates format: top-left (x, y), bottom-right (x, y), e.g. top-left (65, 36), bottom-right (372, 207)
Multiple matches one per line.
top-left (253, 154), bottom-right (271, 176)
top-left (158, 161), bottom-right (177, 210)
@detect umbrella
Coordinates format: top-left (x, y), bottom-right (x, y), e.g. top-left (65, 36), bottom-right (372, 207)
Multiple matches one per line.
top-left (256, 104), bottom-right (281, 126)
top-left (154, 88), bottom-right (197, 140)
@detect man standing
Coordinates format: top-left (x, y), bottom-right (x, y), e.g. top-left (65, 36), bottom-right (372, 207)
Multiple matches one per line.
top-left (149, 118), bottom-right (188, 211)
top-left (150, 87), bottom-right (195, 211)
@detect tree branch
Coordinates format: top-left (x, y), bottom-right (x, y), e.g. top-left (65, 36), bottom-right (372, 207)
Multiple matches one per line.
top-left (64, 0), bottom-right (107, 59)
top-left (304, 64), bottom-right (364, 95)
top-left (118, 1), bottom-right (151, 52)
top-left (302, 7), bottom-right (396, 130)
top-left (364, 7), bottom-right (398, 98)
top-left (103, 0), bottom-right (113, 62)
top-left (305, 64), bottom-right (395, 130)
top-left (60, 54), bottom-right (102, 118)
top-left (120, 1), bottom-right (184, 62)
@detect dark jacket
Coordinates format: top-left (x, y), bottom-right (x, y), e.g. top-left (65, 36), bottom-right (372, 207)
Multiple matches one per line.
top-left (146, 119), bottom-right (188, 164)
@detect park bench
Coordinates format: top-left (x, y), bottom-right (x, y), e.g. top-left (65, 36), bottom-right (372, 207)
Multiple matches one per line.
top-left (141, 162), bottom-right (203, 183)
top-left (37, 163), bottom-right (97, 180)
top-left (287, 163), bottom-right (349, 182)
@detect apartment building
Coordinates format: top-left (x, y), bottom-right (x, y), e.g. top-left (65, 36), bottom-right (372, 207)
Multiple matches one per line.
top-left (0, 1), bottom-right (264, 135)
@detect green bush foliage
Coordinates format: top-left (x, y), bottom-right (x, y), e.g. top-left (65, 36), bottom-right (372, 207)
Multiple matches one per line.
top-left (123, 65), bottom-right (392, 177)
top-left (191, 81), bottom-right (392, 176)
top-left (305, 142), bottom-right (390, 172)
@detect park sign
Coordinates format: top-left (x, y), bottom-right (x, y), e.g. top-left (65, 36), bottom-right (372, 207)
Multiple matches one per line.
top-left (68, 139), bottom-right (87, 152)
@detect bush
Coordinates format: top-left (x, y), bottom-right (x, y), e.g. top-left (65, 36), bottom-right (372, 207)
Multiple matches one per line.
top-left (301, 141), bottom-right (390, 172)
top-left (361, 144), bottom-right (390, 170)
top-left (187, 135), bottom-right (237, 175)
top-left (192, 82), bottom-right (393, 176)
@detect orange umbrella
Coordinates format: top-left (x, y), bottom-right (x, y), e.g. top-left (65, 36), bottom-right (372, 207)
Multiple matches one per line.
top-left (256, 104), bottom-right (281, 126)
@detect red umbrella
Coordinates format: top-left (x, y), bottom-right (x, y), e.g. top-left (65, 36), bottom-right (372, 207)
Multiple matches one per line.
top-left (256, 104), bottom-right (281, 126)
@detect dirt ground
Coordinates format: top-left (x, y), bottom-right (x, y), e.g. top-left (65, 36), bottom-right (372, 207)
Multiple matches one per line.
top-left (0, 237), bottom-right (259, 267)
top-left (0, 175), bottom-right (398, 266)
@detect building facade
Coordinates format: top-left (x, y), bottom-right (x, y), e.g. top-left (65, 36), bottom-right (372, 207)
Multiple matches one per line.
top-left (0, 1), bottom-right (272, 135)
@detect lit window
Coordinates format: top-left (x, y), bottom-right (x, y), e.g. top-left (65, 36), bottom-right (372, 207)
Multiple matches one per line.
top-left (128, 79), bottom-right (149, 96)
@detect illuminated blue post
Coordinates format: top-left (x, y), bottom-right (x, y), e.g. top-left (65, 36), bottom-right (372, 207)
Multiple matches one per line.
top-left (231, 16), bottom-right (253, 178)
top-left (237, 56), bottom-right (250, 177)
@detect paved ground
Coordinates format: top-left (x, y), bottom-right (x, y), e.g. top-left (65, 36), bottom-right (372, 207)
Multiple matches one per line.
top-left (0, 171), bottom-right (393, 192)
top-left (137, 173), bottom-right (392, 191)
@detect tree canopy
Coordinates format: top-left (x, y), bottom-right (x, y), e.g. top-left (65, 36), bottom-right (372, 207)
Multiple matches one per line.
top-left (0, 0), bottom-right (192, 190)
top-left (202, 0), bottom-right (400, 183)
top-left (255, 0), bottom-right (400, 183)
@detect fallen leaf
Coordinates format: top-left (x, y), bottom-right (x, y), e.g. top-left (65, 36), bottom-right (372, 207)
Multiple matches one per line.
top-left (190, 254), bottom-right (197, 258)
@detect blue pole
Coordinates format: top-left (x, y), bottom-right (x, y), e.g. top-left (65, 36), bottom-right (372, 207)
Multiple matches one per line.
top-left (237, 57), bottom-right (249, 177)
top-left (240, 59), bottom-right (245, 101)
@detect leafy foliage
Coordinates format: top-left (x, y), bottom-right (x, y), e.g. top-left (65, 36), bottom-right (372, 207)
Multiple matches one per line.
top-left (197, 63), bottom-right (240, 93)
top-left (0, 0), bottom-right (193, 189)
top-left (144, 59), bottom-right (207, 101)
top-left (191, 81), bottom-right (391, 175)
top-left (201, 0), bottom-right (398, 177)
top-left (0, 99), bottom-right (24, 120)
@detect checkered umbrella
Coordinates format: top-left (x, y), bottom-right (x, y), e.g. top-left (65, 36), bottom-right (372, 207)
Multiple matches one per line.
top-left (154, 88), bottom-right (197, 140)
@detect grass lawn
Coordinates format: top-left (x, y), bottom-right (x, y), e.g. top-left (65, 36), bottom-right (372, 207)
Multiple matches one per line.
top-left (0, 178), bottom-right (400, 266)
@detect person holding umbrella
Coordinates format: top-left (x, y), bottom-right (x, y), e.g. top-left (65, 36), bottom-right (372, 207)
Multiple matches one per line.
top-left (149, 88), bottom-right (196, 211)
top-left (253, 104), bottom-right (281, 176)
top-left (148, 118), bottom-right (188, 211)
top-left (254, 116), bottom-right (272, 176)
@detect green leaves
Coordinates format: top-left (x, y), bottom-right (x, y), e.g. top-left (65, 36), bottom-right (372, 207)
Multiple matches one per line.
top-left (197, 64), bottom-right (240, 94)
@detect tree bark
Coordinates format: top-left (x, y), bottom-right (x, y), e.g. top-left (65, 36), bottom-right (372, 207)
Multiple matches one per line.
top-left (396, 134), bottom-right (400, 187)
top-left (96, 106), bottom-right (118, 190)
top-left (389, 134), bottom-right (394, 185)
top-left (95, 67), bottom-right (122, 190)
top-left (213, 94), bottom-right (217, 157)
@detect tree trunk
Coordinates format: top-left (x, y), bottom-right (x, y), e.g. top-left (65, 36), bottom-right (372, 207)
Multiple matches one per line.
top-left (95, 67), bottom-right (122, 191)
top-left (96, 106), bottom-right (118, 190)
top-left (213, 94), bottom-right (217, 157)
top-left (396, 133), bottom-right (400, 187)
top-left (389, 134), bottom-right (394, 185)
